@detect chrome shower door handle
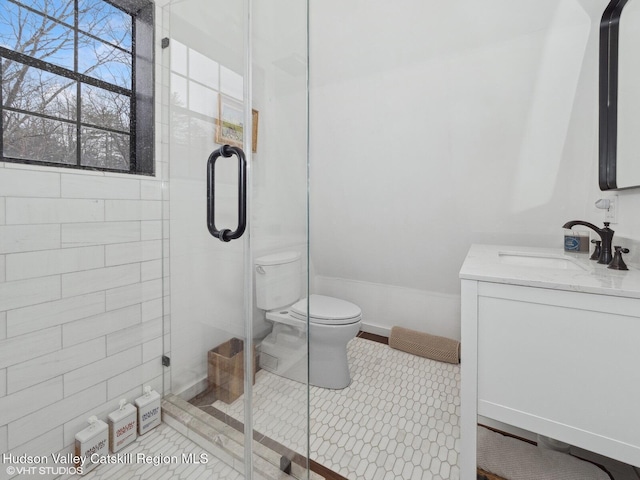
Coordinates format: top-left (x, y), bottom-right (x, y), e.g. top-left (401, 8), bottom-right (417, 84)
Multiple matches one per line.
top-left (206, 145), bottom-right (247, 242)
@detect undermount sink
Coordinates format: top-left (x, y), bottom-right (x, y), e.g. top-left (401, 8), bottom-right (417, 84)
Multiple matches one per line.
top-left (498, 251), bottom-right (587, 271)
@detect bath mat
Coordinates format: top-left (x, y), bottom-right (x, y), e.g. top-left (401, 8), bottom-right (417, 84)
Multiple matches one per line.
top-left (477, 426), bottom-right (612, 480)
top-left (389, 326), bottom-right (460, 364)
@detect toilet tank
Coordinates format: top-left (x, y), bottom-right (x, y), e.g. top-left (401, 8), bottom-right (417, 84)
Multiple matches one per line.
top-left (255, 251), bottom-right (302, 310)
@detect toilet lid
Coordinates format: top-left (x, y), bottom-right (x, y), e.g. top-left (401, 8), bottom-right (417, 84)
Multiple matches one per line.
top-left (290, 294), bottom-right (362, 325)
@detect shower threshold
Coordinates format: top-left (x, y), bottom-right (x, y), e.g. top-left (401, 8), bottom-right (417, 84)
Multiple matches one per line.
top-left (162, 394), bottom-right (325, 480)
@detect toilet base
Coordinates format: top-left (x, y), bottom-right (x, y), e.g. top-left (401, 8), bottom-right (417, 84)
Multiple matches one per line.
top-left (259, 323), bottom-right (308, 386)
top-left (259, 321), bottom-right (361, 390)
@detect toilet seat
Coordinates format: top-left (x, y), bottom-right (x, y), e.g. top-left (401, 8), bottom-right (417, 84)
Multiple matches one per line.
top-left (289, 294), bottom-right (362, 325)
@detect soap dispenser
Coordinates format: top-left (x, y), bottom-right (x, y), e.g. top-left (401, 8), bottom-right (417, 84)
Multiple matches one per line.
top-left (74, 416), bottom-right (108, 474)
top-left (135, 386), bottom-right (161, 435)
top-left (108, 399), bottom-right (137, 452)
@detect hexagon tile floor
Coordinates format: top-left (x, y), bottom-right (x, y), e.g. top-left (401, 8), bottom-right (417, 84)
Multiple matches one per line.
top-left (212, 337), bottom-right (461, 480)
top-left (81, 423), bottom-right (242, 480)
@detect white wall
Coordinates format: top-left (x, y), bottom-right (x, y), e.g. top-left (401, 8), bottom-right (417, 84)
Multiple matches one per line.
top-left (309, 0), bottom-right (636, 339)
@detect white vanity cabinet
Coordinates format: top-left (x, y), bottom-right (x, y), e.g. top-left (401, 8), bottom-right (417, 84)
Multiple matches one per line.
top-left (460, 245), bottom-right (640, 479)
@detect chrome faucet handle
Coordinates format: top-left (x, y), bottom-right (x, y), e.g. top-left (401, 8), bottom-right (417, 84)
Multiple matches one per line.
top-left (590, 239), bottom-right (601, 261)
top-left (608, 246), bottom-right (629, 271)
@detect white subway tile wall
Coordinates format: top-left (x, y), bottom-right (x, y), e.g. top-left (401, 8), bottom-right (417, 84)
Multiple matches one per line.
top-left (8, 337), bottom-right (106, 393)
top-left (0, 224), bottom-right (61, 254)
top-left (0, 327), bottom-right (62, 369)
top-left (9, 383), bottom-right (107, 449)
top-left (0, 369), bottom-right (6, 397)
top-left (0, 166), bottom-right (168, 458)
top-left (0, 378), bottom-right (64, 427)
top-left (0, 276), bottom-right (61, 311)
top-left (61, 175), bottom-right (141, 200)
top-left (5, 198), bottom-right (104, 224)
top-left (64, 346), bottom-right (142, 396)
top-left (6, 246), bottom-right (105, 281)
top-left (61, 264), bottom-right (141, 298)
top-left (0, 6), bottom-right (170, 470)
top-left (62, 304), bottom-right (142, 347)
top-left (0, 426), bottom-right (8, 460)
top-left (6, 428), bottom-right (63, 472)
top-left (7, 291), bottom-right (105, 337)
top-left (105, 278), bottom-right (163, 312)
top-left (61, 221), bottom-right (141, 247)
top-left (0, 312), bottom-right (7, 340)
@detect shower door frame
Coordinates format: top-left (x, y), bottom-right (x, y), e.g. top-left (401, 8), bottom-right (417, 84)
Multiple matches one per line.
top-left (160, 0), bottom-right (310, 478)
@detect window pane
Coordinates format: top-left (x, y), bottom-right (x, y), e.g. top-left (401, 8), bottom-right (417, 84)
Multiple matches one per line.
top-left (3, 111), bottom-right (76, 163)
top-left (170, 40), bottom-right (187, 76)
top-left (81, 127), bottom-right (129, 170)
top-left (81, 84), bottom-right (129, 132)
top-left (2, 60), bottom-right (77, 120)
top-left (188, 49), bottom-right (219, 89)
top-left (220, 66), bottom-right (243, 101)
top-left (78, 0), bottom-right (132, 51)
top-left (189, 82), bottom-right (217, 118)
top-left (0, 3), bottom-right (75, 70)
top-left (170, 73), bottom-right (187, 109)
top-left (0, 0), bottom-right (149, 175)
top-left (14, 0), bottom-right (75, 25)
top-left (78, 34), bottom-right (132, 89)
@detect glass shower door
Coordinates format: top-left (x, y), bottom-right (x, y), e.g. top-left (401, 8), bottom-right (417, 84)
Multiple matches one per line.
top-left (161, 0), bottom-right (309, 478)
top-left (164, 0), bottom-right (248, 403)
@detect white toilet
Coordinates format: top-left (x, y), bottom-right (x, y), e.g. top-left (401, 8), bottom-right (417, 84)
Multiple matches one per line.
top-left (255, 251), bottom-right (362, 389)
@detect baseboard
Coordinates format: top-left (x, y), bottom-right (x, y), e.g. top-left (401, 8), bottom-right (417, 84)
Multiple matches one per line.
top-left (478, 416), bottom-right (538, 443)
top-left (359, 322), bottom-right (390, 337)
top-left (314, 275), bottom-right (461, 341)
top-left (176, 376), bottom-right (209, 401)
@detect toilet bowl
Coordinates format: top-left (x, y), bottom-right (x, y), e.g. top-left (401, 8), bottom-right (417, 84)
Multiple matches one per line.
top-left (255, 252), bottom-right (362, 389)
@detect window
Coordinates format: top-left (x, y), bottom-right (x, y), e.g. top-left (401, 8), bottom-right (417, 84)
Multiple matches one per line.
top-left (0, 0), bottom-right (154, 175)
top-left (168, 39), bottom-right (244, 151)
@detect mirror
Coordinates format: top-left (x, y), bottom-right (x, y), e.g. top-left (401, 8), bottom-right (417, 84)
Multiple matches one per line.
top-left (600, 0), bottom-right (640, 190)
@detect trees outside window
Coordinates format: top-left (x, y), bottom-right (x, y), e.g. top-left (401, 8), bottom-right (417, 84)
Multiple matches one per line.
top-left (0, 0), bottom-right (153, 174)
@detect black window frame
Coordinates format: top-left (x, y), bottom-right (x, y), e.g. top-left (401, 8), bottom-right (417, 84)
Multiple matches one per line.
top-left (0, 0), bottom-right (154, 176)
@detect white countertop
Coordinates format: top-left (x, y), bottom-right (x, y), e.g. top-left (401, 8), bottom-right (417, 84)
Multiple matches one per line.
top-left (459, 244), bottom-right (640, 299)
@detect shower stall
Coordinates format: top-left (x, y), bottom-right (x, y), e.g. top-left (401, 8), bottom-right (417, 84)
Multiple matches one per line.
top-left (0, 0), bottom-right (310, 477)
top-left (161, 0), bottom-right (310, 478)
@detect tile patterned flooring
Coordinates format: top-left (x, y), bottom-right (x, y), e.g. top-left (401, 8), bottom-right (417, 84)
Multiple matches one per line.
top-left (78, 335), bottom-right (639, 480)
top-left (81, 423), bottom-right (242, 480)
top-left (212, 337), bottom-right (461, 480)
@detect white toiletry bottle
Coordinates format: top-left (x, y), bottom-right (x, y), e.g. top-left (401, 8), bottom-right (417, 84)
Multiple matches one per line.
top-left (108, 399), bottom-right (137, 452)
top-left (74, 416), bottom-right (109, 475)
top-left (135, 386), bottom-right (161, 435)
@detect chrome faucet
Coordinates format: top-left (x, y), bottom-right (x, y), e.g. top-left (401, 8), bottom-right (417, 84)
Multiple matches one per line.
top-left (562, 221), bottom-right (614, 264)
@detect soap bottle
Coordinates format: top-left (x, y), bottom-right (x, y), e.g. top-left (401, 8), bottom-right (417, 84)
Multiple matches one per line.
top-left (108, 399), bottom-right (137, 452)
top-left (74, 416), bottom-right (108, 474)
top-left (135, 386), bottom-right (161, 435)
top-left (564, 230), bottom-right (589, 253)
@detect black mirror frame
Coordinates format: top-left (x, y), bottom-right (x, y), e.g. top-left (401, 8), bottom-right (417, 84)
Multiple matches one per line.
top-left (600, 0), bottom-right (632, 190)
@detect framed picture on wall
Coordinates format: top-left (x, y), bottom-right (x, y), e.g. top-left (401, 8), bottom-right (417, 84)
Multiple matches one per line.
top-left (251, 109), bottom-right (259, 153)
top-left (215, 95), bottom-right (259, 153)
